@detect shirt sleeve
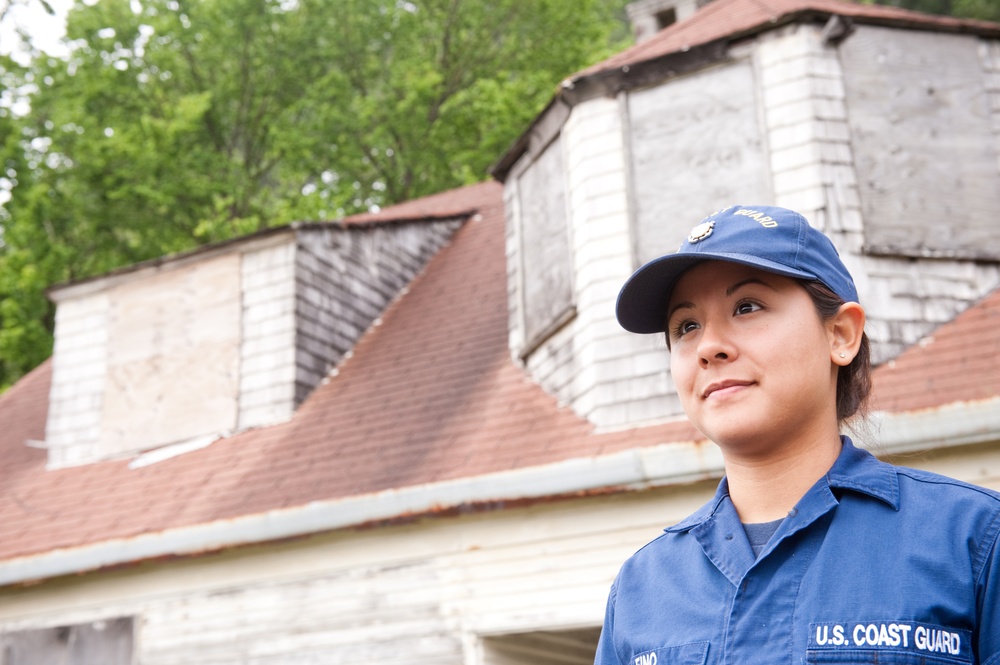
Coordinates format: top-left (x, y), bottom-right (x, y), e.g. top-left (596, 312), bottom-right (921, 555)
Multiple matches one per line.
top-left (594, 579), bottom-right (623, 665)
top-left (979, 510), bottom-right (1000, 665)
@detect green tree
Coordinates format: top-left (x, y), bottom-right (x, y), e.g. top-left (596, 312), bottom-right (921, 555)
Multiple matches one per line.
top-left (0, 0), bottom-right (630, 388)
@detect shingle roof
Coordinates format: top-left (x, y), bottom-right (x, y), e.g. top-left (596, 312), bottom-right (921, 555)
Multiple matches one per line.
top-left (573, 0), bottom-right (1000, 81)
top-left (0, 181), bottom-right (699, 564)
top-left (341, 180), bottom-right (498, 224)
top-left (871, 287), bottom-right (1000, 413)
top-left (3, 0), bottom-right (1000, 570)
top-left (494, 0), bottom-right (1000, 181)
top-left (1, 177), bottom-right (998, 567)
top-left (45, 185), bottom-right (477, 298)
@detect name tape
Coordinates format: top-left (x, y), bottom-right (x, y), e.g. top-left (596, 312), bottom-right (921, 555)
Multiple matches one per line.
top-left (808, 622), bottom-right (971, 660)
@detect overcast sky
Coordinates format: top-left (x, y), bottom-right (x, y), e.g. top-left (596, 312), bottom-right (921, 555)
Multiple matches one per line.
top-left (1, 0), bottom-right (73, 63)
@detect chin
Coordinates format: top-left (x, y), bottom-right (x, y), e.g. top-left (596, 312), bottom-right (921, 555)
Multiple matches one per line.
top-left (694, 417), bottom-right (773, 453)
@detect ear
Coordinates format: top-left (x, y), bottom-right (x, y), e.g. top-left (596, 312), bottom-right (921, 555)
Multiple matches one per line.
top-left (827, 302), bottom-right (866, 366)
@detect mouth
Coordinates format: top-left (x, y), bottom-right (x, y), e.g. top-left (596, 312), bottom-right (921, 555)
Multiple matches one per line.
top-left (702, 380), bottom-right (755, 400)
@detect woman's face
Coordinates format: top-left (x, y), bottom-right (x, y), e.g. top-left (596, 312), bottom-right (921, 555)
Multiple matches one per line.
top-left (666, 261), bottom-right (840, 456)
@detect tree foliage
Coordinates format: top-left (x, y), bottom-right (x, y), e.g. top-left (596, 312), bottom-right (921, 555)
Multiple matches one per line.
top-left (0, 0), bottom-right (630, 388)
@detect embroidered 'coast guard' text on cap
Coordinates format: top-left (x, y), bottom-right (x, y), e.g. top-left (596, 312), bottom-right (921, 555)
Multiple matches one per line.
top-left (615, 205), bottom-right (859, 334)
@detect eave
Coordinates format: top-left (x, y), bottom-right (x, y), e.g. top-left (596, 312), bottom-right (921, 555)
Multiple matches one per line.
top-left (2, 395), bottom-right (998, 587)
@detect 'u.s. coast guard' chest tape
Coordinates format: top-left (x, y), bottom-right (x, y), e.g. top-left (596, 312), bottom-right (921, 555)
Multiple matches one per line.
top-left (808, 622), bottom-right (972, 661)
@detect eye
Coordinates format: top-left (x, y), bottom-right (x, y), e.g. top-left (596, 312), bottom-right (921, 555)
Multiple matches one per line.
top-left (734, 299), bottom-right (763, 316)
top-left (670, 319), bottom-right (700, 339)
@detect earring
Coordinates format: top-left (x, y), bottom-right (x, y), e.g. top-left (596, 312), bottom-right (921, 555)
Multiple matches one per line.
top-left (839, 352), bottom-right (847, 359)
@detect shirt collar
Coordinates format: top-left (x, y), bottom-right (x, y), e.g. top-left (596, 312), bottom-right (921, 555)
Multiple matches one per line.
top-left (825, 436), bottom-right (900, 510)
top-left (664, 436), bottom-right (899, 533)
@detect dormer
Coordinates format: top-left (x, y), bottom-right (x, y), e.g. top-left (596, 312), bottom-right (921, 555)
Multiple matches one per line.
top-left (43, 219), bottom-right (461, 469)
top-left (496, 0), bottom-right (1000, 431)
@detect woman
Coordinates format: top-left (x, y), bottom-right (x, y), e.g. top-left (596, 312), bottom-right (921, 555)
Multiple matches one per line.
top-left (597, 205), bottom-right (1000, 665)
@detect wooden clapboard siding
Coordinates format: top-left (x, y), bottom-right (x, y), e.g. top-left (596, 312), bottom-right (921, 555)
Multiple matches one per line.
top-left (514, 94), bottom-right (679, 431)
top-left (884, 439), bottom-right (1000, 493)
top-left (293, 220), bottom-right (461, 407)
top-left (0, 482), bottom-right (717, 664)
top-left (141, 563), bottom-right (459, 664)
top-left (1, 441), bottom-right (999, 663)
top-left (514, 134), bottom-right (573, 350)
top-left (41, 216), bottom-right (463, 471)
top-left (508, 19), bottom-right (1000, 435)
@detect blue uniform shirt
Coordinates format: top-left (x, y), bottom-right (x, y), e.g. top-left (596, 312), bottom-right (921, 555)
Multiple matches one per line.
top-left (595, 438), bottom-right (1000, 665)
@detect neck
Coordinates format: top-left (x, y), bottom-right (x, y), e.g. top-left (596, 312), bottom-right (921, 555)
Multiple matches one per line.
top-left (723, 432), bottom-right (843, 523)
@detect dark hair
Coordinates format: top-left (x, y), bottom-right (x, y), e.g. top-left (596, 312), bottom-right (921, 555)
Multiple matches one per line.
top-left (800, 281), bottom-right (872, 422)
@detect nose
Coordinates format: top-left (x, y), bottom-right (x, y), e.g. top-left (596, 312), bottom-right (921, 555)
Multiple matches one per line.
top-left (697, 323), bottom-right (736, 367)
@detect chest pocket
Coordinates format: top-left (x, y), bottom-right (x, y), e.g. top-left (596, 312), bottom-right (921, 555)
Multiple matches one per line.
top-left (630, 641), bottom-right (708, 665)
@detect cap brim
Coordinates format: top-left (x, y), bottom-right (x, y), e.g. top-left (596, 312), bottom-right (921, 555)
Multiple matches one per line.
top-left (615, 252), bottom-right (817, 334)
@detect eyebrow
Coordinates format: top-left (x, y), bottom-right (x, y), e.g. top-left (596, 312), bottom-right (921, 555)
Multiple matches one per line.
top-left (726, 277), bottom-right (775, 296)
top-left (665, 277), bottom-right (777, 324)
top-left (665, 300), bottom-right (693, 326)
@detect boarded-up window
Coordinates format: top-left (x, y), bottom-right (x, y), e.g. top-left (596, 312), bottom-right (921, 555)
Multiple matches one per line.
top-left (101, 254), bottom-right (242, 455)
top-left (628, 60), bottom-right (771, 264)
top-left (481, 627), bottom-right (600, 665)
top-left (841, 27), bottom-right (1000, 259)
top-left (517, 137), bottom-right (573, 347)
top-left (1, 618), bottom-right (133, 665)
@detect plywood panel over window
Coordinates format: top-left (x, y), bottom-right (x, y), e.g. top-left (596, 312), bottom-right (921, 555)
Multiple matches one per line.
top-left (481, 628), bottom-right (601, 665)
top-left (517, 137), bottom-right (573, 349)
top-left (841, 27), bottom-right (1000, 259)
top-left (0, 618), bottom-right (133, 665)
top-left (101, 254), bottom-right (242, 455)
top-left (628, 60), bottom-right (771, 264)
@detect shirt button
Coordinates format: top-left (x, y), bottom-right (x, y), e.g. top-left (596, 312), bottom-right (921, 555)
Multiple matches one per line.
top-left (725, 533), bottom-right (734, 540)
top-left (788, 508), bottom-right (799, 517)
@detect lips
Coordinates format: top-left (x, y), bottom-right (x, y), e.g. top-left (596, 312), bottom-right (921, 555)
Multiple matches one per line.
top-left (702, 379), bottom-right (755, 399)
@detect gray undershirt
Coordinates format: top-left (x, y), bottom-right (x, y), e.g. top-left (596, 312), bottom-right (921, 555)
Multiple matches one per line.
top-left (743, 518), bottom-right (783, 558)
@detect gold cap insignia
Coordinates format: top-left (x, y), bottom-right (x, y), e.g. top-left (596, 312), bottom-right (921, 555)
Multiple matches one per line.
top-left (688, 220), bottom-right (715, 243)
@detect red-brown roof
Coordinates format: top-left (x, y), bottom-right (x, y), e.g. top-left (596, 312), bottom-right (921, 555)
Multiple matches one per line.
top-left (0, 181), bottom-right (698, 564)
top-left (871, 288), bottom-right (1000, 413)
top-left (1, 177), bottom-right (998, 567)
top-left (341, 180), bottom-right (498, 225)
top-left (574, 0), bottom-right (1000, 81)
top-left (46, 185), bottom-right (480, 298)
top-left (5, 0), bottom-right (999, 575)
top-left (493, 0), bottom-right (1000, 182)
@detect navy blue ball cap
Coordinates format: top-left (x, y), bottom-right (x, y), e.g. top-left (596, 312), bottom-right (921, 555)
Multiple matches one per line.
top-left (615, 205), bottom-right (860, 334)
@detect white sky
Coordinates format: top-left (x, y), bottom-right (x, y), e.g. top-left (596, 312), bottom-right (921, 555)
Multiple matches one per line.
top-left (0, 0), bottom-right (73, 63)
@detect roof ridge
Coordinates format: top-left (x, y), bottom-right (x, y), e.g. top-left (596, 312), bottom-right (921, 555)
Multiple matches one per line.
top-left (571, 0), bottom-right (1000, 82)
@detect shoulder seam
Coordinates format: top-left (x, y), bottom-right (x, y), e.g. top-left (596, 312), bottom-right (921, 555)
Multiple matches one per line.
top-left (894, 467), bottom-right (1000, 502)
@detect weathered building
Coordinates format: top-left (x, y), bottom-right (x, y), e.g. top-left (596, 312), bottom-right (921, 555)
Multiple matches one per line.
top-left (1, 0), bottom-right (999, 662)
top-left (497, 0), bottom-right (1000, 430)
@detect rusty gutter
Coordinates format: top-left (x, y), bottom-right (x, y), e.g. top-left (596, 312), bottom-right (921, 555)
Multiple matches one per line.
top-left (1, 396), bottom-right (998, 587)
top-left (0, 438), bottom-right (720, 587)
top-left (868, 397), bottom-right (1000, 454)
